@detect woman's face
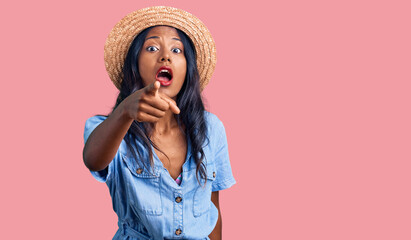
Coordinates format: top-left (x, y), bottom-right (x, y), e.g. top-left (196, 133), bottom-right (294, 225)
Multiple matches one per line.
top-left (138, 26), bottom-right (187, 99)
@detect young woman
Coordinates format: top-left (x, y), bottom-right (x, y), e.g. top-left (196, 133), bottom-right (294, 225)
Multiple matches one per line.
top-left (83, 6), bottom-right (235, 240)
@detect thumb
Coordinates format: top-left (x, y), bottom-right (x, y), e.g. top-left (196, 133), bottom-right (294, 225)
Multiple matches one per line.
top-left (145, 81), bottom-right (160, 96)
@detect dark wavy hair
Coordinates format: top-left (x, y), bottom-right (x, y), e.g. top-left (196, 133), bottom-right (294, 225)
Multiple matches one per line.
top-left (109, 26), bottom-right (208, 182)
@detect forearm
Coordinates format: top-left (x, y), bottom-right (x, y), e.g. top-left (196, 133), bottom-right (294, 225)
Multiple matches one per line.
top-left (209, 191), bottom-right (222, 239)
top-left (83, 103), bottom-right (133, 171)
top-left (209, 211), bottom-right (222, 240)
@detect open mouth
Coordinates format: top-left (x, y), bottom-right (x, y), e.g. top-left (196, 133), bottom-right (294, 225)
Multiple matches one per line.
top-left (156, 66), bottom-right (173, 86)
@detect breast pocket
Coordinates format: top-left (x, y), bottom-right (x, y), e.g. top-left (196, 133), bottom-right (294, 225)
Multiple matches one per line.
top-left (193, 163), bottom-right (216, 217)
top-left (123, 156), bottom-right (163, 216)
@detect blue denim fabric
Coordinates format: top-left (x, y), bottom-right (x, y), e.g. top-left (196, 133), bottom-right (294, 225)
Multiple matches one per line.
top-left (83, 111), bottom-right (236, 240)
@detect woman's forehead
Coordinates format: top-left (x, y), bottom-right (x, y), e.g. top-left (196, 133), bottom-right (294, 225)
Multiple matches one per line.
top-left (145, 26), bottom-right (179, 37)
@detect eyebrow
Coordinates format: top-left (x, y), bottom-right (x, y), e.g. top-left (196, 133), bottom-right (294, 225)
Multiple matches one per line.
top-left (145, 36), bottom-right (182, 42)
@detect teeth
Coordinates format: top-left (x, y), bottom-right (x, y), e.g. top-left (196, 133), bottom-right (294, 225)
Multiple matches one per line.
top-left (160, 69), bottom-right (170, 73)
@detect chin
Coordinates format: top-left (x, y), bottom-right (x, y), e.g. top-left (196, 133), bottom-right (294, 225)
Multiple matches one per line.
top-left (160, 88), bottom-right (177, 98)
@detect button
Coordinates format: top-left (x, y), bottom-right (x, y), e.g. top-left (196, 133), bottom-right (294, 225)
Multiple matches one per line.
top-left (175, 228), bottom-right (182, 235)
top-left (136, 168), bottom-right (143, 174)
top-left (175, 196), bottom-right (182, 203)
top-left (213, 172), bottom-right (216, 178)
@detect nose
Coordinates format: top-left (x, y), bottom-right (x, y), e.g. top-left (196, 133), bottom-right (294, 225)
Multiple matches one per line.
top-left (159, 51), bottom-right (171, 63)
top-left (160, 57), bottom-right (170, 62)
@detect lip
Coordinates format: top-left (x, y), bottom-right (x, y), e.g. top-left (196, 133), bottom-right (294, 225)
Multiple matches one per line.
top-left (155, 66), bottom-right (173, 86)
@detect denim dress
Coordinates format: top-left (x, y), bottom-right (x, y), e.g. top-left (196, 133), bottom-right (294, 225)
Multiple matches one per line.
top-left (83, 111), bottom-right (236, 240)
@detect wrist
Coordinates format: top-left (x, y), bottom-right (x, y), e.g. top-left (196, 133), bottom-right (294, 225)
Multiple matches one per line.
top-left (115, 101), bottom-right (133, 123)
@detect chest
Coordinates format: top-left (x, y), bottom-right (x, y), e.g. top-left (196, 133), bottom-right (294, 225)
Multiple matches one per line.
top-left (152, 132), bottom-right (187, 180)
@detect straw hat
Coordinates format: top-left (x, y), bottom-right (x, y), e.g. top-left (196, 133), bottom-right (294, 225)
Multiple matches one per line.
top-left (104, 6), bottom-right (217, 91)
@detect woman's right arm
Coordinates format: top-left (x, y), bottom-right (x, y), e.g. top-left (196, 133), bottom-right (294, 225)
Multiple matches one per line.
top-left (83, 104), bottom-right (134, 172)
top-left (82, 81), bottom-right (179, 172)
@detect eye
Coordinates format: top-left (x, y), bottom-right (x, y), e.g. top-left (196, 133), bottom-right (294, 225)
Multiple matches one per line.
top-left (146, 46), bottom-right (158, 52)
top-left (172, 48), bottom-right (182, 54)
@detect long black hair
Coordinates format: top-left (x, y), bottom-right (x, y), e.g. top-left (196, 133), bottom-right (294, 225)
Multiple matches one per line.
top-left (110, 26), bottom-right (208, 182)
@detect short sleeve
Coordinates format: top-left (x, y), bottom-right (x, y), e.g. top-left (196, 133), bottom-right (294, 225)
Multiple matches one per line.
top-left (83, 115), bottom-right (117, 183)
top-left (212, 120), bottom-right (236, 192)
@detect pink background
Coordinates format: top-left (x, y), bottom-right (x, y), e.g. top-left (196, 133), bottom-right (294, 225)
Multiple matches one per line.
top-left (1, 0), bottom-right (410, 239)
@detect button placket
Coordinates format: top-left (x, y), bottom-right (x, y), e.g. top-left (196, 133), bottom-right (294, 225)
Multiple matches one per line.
top-left (173, 190), bottom-right (183, 237)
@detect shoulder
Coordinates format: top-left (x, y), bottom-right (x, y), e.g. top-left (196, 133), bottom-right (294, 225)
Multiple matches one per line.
top-left (83, 115), bottom-right (108, 141)
top-left (204, 110), bottom-right (225, 131)
top-left (203, 111), bottom-right (226, 142)
top-left (84, 115), bottom-right (108, 132)
top-left (85, 115), bottom-right (107, 127)
top-left (83, 114), bottom-right (129, 154)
